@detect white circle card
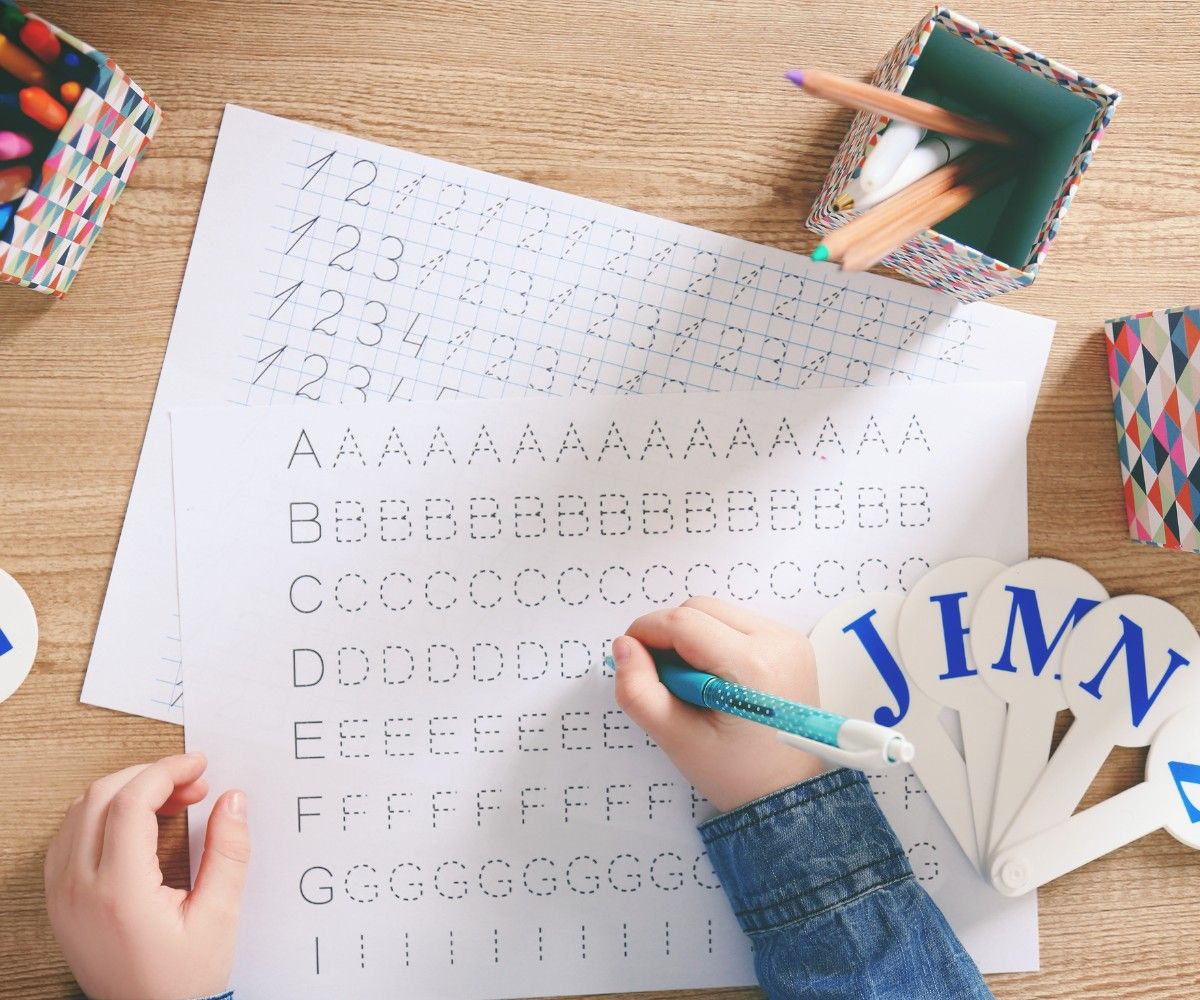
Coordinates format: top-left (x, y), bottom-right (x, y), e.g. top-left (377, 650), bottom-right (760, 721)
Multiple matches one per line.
top-left (0, 568), bottom-right (38, 705)
top-left (898, 556), bottom-right (1007, 712)
top-left (971, 558), bottom-right (1109, 713)
top-left (1061, 595), bottom-right (1200, 748)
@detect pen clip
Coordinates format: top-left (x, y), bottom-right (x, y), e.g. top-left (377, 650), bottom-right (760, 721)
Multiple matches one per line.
top-left (774, 730), bottom-right (913, 770)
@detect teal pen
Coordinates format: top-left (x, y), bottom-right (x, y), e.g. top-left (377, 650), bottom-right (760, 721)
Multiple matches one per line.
top-left (648, 649), bottom-right (915, 769)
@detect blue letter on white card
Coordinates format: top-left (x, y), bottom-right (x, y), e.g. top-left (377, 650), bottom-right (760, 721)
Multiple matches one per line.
top-left (1168, 760), bottom-right (1200, 823)
top-left (841, 609), bottom-right (909, 727)
top-left (929, 591), bottom-right (975, 681)
top-left (1077, 614), bottom-right (1190, 727)
top-left (990, 586), bottom-right (1101, 680)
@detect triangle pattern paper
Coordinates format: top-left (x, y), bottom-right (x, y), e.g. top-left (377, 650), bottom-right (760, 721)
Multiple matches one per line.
top-left (1105, 306), bottom-right (1200, 554)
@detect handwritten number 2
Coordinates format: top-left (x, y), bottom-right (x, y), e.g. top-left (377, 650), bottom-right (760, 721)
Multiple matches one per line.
top-left (345, 159), bottom-right (377, 207)
top-left (312, 289), bottom-right (343, 336)
top-left (328, 225), bottom-right (360, 271)
top-left (295, 355), bottom-right (327, 400)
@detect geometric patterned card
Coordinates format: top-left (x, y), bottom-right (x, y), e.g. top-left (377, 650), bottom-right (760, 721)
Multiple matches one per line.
top-left (1105, 305), bottom-right (1200, 553)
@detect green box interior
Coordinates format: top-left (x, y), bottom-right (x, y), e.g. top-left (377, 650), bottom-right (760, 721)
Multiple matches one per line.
top-left (902, 23), bottom-right (1101, 270)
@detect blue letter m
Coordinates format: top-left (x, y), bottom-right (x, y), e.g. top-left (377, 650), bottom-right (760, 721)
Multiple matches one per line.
top-left (990, 586), bottom-right (1101, 680)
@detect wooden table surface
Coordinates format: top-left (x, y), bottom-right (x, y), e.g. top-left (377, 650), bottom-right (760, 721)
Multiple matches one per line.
top-left (2, 1), bottom-right (1198, 997)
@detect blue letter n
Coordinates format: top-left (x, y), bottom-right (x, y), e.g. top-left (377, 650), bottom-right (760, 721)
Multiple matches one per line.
top-left (1077, 614), bottom-right (1190, 728)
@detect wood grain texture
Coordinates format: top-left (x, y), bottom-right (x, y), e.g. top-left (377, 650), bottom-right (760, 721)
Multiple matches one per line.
top-left (1, 1), bottom-right (1198, 997)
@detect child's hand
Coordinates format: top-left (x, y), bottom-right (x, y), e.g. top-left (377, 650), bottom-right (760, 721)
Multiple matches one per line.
top-left (614, 596), bottom-right (827, 813)
top-left (44, 753), bottom-right (249, 1000)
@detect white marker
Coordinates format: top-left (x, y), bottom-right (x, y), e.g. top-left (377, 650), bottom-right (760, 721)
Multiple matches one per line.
top-left (835, 134), bottom-right (975, 212)
top-left (858, 120), bottom-right (926, 193)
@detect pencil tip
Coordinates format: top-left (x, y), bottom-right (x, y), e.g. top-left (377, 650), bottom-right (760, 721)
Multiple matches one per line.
top-left (785, 69), bottom-right (805, 88)
top-left (811, 244), bottom-right (830, 262)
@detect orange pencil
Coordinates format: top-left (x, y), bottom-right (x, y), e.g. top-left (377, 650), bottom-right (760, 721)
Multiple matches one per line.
top-left (840, 161), bottom-right (1013, 272)
top-left (786, 68), bottom-right (1019, 147)
top-left (813, 147), bottom-right (992, 263)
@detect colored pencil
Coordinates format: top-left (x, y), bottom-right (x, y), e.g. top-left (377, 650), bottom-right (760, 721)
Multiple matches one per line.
top-left (0, 34), bottom-right (47, 87)
top-left (786, 68), bottom-right (1019, 147)
top-left (813, 147), bottom-right (992, 263)
top-left (840, 161), bottom-right (1012, 272)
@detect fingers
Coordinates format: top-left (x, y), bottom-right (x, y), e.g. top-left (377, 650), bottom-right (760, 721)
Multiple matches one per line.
top-left (45, 795), bottom-right (84, 887)
top-left (97, 754), bottom-right (209, 885)
top-left (158, 777), bottom-right (211, 816)
top-left (611, 635), bottom-right (697, 745)
top-left (628, 600), bottom-right (818, 702)
top-left (66, 763), bottom-right (151, 878)
top-left (682, 595), bottom-right (786, 635)
top-left (188, 789), bottom-right (250, 927)
top-left (625, 605), bottom-right (753, 682)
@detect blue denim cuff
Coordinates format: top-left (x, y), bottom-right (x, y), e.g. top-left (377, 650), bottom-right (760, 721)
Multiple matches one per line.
top-left (699, 768), bottom-right (912, 936)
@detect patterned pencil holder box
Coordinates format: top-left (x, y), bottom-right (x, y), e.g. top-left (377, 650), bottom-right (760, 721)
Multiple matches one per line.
top-left (0, 1), bottom-right (161, 297)
top-left (806, 6), bottom-right (1119, 303)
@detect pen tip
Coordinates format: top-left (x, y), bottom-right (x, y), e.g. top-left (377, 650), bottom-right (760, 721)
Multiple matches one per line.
top-left (811, 243), bottom-right (830, 262)
top-left (602, 655), bottom-right (616, 674)
top-left (785, 68), bottom-right (805, 88)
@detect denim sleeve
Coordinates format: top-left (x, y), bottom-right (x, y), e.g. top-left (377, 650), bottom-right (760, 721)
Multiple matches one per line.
top-left (700, 768), bottom-right (993, 1000)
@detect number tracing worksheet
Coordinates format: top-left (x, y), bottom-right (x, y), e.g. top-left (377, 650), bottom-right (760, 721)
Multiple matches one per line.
top-left (81, 103), bottom-right (1054, 724)
top-left (173, 383), bottom-right (1036, 998)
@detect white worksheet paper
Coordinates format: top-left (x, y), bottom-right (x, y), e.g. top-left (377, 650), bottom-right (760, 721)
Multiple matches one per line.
top-left (84, 103), bottom-right (1055, 723)
top-left (174, 383), bottom-right (1037, 997)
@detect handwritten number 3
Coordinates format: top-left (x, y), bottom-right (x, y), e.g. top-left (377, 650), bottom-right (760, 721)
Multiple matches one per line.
top-left (375, 237), bottom-right (404, 282)
top-left (344, 365), bottom-right (371, 402)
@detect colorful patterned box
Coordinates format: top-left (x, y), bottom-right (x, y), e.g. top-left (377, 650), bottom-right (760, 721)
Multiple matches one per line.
top-left (807, 7), bottom-right (1119, 303)
top-left (1105, 307), bottom-right (1200, 555)
top-left (0, 2), bottom-right (161, 297)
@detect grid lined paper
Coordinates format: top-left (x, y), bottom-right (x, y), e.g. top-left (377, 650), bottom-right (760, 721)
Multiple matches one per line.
top-left (83, 104), bottom-right (1054, 726)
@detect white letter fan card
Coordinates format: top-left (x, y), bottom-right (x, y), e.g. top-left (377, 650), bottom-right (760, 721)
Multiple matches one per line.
top-left (897, 557), bottom-right (1007, 860)
top-left (173, 382), bottom-right (1037, 997)
top-left (994, 595), bottom-right (1200, 856)
top-left (993, 703), bottom-right (1200, 895)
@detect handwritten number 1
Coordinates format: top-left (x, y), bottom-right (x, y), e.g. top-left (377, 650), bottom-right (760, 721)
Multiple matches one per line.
top-left (299, 151), bottom-right (334, 191)
top-left (285, 215), bottom-right (320, 256)
top-left (267, 280), bottom-right (302, 321)
top-left (251, 345), bottom-right (286, 386)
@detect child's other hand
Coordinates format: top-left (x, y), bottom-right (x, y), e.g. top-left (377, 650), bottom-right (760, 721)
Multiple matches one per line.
top-left (614, 596), bottom-right (827, 813)
top-left (44, 753), bottom-right (249, 1000)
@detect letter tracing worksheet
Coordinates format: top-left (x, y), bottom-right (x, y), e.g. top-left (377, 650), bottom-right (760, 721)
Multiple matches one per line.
top-left (173, 383), bottom-right (1037, 997)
